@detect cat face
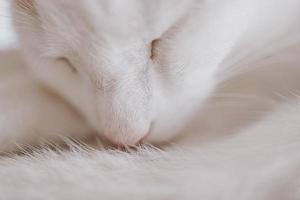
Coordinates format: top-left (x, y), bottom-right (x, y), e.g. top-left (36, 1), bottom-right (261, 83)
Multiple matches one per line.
top-left (12, 0), bottom-right (219, 145)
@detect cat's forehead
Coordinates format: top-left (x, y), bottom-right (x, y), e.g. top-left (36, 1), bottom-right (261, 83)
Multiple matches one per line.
top-left (36, 0), bottom-right (191, 40)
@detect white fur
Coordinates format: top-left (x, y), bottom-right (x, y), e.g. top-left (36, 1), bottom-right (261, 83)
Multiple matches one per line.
top-left (11, 0), bottom-right (300, 146)
top-left (13, 0), bottom-right (300, 145)
top-left (0, 0), bottom-right (300, 199)
top-left (0, 102), bottom-right (300, 199)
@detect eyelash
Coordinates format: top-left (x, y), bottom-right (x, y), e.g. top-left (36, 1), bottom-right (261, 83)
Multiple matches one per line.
top-left (57, 57), bottom-right (77, 73)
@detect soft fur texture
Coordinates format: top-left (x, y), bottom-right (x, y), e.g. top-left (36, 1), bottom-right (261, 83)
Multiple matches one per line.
top-left (1, 0), bottom-right (300, 199)
top-left (0, 101), bottom-right (300, 199)
top-left (11, 0), bottom-right (300, 146)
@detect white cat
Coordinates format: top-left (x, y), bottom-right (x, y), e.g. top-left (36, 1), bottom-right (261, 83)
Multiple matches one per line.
top-left (0, 0), bottom-right (300, 198)
top-left (10, 0), bottom-right (300, 147)
top-left (13, 0), bottom-right (227, 146)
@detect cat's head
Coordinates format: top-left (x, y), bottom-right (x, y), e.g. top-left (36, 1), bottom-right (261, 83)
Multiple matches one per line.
top-left (12, 0), bottom-right (218, 146)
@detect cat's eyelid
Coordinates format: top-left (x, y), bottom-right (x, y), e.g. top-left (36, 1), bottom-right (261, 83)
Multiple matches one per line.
top-left (57, 57), bottom-right (78, 73)
top-left (150, 39), bottom-right (160, 60)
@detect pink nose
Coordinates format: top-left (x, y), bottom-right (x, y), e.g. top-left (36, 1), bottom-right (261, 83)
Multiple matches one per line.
top-left (104, 127), bottom-right (150, 147)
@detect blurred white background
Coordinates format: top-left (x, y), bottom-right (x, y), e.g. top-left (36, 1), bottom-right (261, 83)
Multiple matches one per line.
top-left (0, 0), bottom-right (16, 49)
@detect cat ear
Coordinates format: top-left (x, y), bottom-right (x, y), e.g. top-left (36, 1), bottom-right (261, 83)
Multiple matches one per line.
top-left (14, 0), bottom-right (37, 15)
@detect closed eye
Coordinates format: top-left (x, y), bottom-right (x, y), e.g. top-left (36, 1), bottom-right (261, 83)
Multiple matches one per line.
top-left (150, 39), bottom-right (160, 60)
top-left (57, 57), bottom-right (77, 73)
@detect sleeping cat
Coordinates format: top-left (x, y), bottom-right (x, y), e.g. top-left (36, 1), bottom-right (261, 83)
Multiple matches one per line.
top-left (12, 0), bottom-right (233, 146)
top-left (3, 0), bottom-right (300, 150)
top-left (1, 0), bottom-right (300, 198)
